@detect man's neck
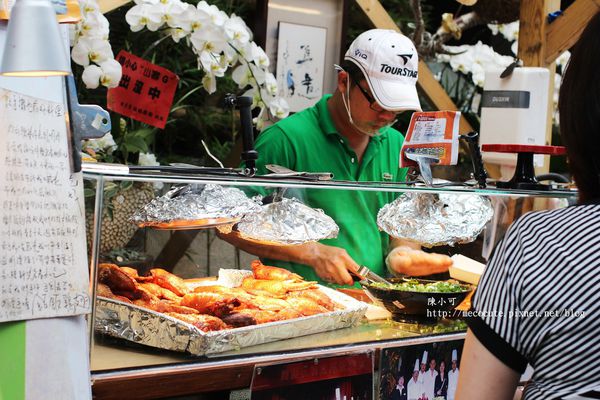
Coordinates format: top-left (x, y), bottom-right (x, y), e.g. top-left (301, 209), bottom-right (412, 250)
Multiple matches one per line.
top-left (327, 92), bottom-right (370, 162)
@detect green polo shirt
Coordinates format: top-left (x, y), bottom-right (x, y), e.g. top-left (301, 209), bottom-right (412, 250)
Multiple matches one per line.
top-left (251, 95), bottom-right (407, 287)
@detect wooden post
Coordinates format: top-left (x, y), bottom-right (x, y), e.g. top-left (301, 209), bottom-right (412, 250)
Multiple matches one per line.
top-left (355, 0), bottom-right (474, 133)
top-left (518, 0), bottom-right (560, 174)
top-left (545, 0), bottom-right (600, 64)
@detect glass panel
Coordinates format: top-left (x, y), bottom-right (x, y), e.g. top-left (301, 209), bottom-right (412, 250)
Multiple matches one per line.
top-left (84, 170), bottom-right (573, 373)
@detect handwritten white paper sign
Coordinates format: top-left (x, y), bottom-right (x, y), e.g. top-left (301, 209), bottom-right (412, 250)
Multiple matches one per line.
top-left (0, 88), bottom-right (91, 322)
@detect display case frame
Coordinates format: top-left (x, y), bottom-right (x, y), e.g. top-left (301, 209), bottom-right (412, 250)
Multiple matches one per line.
top-left (84, 165), bottom-right (577, 399)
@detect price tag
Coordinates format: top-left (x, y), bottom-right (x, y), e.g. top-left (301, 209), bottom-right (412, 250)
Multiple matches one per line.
top-left (400, 111), bottom-right (461, 168)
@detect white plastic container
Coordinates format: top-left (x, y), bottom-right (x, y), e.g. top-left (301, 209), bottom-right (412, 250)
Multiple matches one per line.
top-left (479, 67), bottom-right (550, 166)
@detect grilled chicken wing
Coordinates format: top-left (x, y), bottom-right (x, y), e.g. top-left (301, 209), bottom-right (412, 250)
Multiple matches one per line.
top-left (165, 313), bottom-right (227, 332)
top-left (285, 297), bottom-right (329, 316)
top-left (251, 260), bottom-right (303, 282)
top-left (98, 263), bottom-right (138, 293)
top-left (241, 277), bottom-right (317, 297)
top-left (286, 289), bottom-right (337, 311)
top-left (150, 268), bottom-right (188, 296)
top-left (180, 292), bottom-right (241, 317)
top-left (139, 282), bottom-right (180, 301)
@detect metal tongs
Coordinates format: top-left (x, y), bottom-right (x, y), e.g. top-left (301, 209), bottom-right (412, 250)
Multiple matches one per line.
top-left (352, 265), bottom-right (393, 286)
top-left (265, 164), bottom-right (333, 181)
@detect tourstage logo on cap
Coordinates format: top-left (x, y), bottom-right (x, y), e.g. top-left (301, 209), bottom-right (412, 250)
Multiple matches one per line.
top-left (380, 62), bottom-right (418, 78)
top-left (397, 53), bottom-right (413, 65)
top-left (379, 52), bottom-right (418, 79)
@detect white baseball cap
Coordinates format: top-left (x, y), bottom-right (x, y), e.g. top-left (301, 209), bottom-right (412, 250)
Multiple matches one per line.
top-left (344, 29), bottom-right (421, 112)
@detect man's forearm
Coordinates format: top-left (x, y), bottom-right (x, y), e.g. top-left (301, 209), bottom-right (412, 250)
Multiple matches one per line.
top-left (217, 231), bottom-right (318, 266)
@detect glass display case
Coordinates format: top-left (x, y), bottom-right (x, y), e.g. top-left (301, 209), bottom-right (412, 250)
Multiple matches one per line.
top-left (83, 165), bottom-right (576, 399)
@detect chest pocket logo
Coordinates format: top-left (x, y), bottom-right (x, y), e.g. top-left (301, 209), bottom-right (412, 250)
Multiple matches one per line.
top-left (382, 172), bottom-right (393, 181)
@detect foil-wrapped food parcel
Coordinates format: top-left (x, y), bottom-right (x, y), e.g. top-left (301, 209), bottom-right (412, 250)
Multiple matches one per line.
top-left (377, 192), bottom-right (494, 247)
top-left (231, 197), bottom-right (339, 245)
top-left (95, 261), bottom-right (367, 355)
top-left (130, 184), bottom-right (262, 229)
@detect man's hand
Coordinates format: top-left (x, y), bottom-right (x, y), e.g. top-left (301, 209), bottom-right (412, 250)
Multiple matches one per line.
top-left (386, 246), bottom-right (452, 277)
top-left (305, 243), bottom-right (359, 285)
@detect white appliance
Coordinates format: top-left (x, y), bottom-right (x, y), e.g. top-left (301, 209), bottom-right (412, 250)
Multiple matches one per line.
top-left (479, 67), bottom-right (550, 167)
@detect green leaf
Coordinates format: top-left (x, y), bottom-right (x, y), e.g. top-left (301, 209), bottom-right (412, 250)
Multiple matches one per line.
top-left (119, 180), bottom-right (133, 191)
top-left (84, 188), bottom-right (96, 197)
top-left (104, 187), bottom-right (119, 200)
top-left (132, 127), bottom-right (156, 141)
top-left (123, 136), bottom-right (149, 153)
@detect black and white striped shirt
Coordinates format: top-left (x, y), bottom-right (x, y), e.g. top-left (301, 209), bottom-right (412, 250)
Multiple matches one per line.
top-left (468, 203), bottom-right (600, 400)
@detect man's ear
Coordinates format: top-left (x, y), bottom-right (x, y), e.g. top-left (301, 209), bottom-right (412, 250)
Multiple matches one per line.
top-left (337, 70), bottom-right (349, 92)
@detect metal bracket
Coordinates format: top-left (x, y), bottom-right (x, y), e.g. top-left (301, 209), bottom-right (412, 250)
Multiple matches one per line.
top-left (405, 152), bottom-right (439, 186)
top-left (65, 75), bottom-right (111, 172)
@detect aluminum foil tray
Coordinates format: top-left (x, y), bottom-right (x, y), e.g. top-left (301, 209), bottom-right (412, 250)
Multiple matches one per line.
top-left (377, 192), bottom-right (494, 247)
top-left (131, 184), bottom-right (261, 230)
top-left (234, 197), bottom-right (339, 245)
top-left (94, 286), bottom-right (367, 356)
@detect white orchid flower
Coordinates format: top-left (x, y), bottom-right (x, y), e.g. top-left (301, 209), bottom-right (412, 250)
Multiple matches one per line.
top-left (71, 36), bottom-right (113, 66)
top-left (470, 63), bottom-right (485, 87)
top-left (224, 14), bottom-right (250, 46)
top-left (190, 25), bottom-right (229, 54)
top-left (79, 0), bottom-right (100, 15)
top-left (487, 24), bottom-right (499, 36)
top-left (82, 65), bottom-right (103, 89)
top-left (98, 59), bottom-right (123, 88)
top-left (168, 28), bottom-right (189, 43)
top-left (253, 107), bottom-right (268, 131)
top-left (83, 132), bottom-right (117, 152)
top-left (232, 63), bottom-right (252, 88)
top-left (202, 73), bottom-right (217, 93)
top-left (251, 42), bottom-right (269, 68)
top-left (232, 61), bottom-right (266, 89)
top-left (264, 72), bottom-right (278, 96)
top-left (125, 3), bottom-right (163, 32)
top-left (556, 50), bottom-right (570, 68)
top-left (498, 21), bottom-right (519, 41)
top-left (82, 59), bottom-right (122, 89)
top-left (242, 87), bottom-right (263, 109)
top-left (138, 152), bottom-right (159, 166)
top-left (197, 1), bottom-right (226, 26)
top-left (80, 12), bottom-right (110, 39)
top-left (169, 3), bottom-right (199, 35)
top-left (223, 45), bottom-right (240, 65)
top-left (199, 51), bottom-right (227, 77)
top-left (155, 0), bottom-right (187, 28)
top-left (268, 97), bottom-right (289, 119)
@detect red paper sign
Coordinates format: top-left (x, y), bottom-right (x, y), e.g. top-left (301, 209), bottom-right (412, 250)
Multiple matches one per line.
top-left (107, 50), bottom-right (179, 129)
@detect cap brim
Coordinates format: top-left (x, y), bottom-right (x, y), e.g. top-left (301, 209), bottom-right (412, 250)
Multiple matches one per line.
top-left (367, 77), bottom-right (422, 112)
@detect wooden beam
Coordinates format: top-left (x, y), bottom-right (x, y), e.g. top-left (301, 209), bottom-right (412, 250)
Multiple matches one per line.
top-left (518, 0), bottom-right (560, 175)
top-left (545, 0), bottom-right (600, 64)
top-left (518, 0), bottom-right (560, 66)
top-left (355, 0), bottom-right (401, 31)
top-left (355, 0), bottom-right (474, 133)
top-left (417, 60), bottom-right (474, 133)
top-left (99, 0), bottom-right (131, 14)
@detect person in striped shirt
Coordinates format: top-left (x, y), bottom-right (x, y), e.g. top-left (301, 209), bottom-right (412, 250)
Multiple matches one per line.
top-left (455, 10), bottom-right (600, 400)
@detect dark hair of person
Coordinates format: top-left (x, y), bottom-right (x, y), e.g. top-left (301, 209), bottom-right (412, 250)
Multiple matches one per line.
top-left (341, 60), bottom-right (367, 83)
top-left (558, 11), bottom-right (600, 202)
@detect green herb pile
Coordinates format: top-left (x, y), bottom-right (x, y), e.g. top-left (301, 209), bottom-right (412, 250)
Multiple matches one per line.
top-left (370, 279), bottom-right (467, 293)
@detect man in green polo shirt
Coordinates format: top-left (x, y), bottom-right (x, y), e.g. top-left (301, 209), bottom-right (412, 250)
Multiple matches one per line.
top-left (223, 29), bottom-right (450, 286)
